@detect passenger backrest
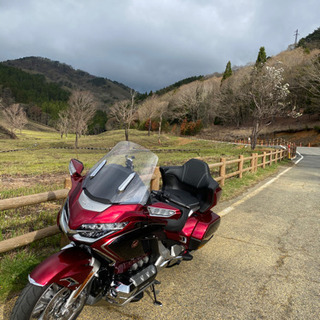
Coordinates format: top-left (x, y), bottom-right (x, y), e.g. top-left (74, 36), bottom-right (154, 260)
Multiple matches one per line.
top-left (160, 159), bottom-right (219, 212)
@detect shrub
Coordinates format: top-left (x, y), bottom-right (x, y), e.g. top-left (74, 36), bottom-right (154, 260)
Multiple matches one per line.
top-left (180, 119), bottom-right (203, 135)
top-left (314, 125), bottom-right (320, 133)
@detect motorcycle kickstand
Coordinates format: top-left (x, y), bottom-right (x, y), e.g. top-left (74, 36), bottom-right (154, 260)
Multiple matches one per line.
top-left (151, 282), bottom-right (162, 307)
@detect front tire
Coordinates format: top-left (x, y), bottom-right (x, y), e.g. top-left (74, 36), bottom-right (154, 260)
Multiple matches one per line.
top-left (10, 283), bottom-right (87, 320)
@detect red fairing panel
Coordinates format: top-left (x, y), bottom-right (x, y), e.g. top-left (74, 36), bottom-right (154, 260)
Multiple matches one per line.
top-left (30, 247), bottom-right (93, 289)
top-left (191, 211), bottom-right (220, 241)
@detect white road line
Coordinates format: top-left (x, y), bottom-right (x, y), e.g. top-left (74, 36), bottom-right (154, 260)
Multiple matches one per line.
top-left (218, 165), bottom-right (295, 217)
top-left (294, 151), bottom-right (304, 165)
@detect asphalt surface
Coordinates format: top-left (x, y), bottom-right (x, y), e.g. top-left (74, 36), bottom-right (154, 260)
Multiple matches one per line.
top-left (2, 147), bottom-right (319, 320)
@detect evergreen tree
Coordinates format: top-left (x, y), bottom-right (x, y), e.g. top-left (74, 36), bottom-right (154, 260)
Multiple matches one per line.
top-left (222, 61), bottom-right (233, 82)
top-left (255, 47), bottom-right (267, 68)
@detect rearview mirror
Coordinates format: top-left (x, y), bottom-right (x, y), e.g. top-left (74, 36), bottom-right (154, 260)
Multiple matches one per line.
top-left (69, 159), bottom-right (84, 176)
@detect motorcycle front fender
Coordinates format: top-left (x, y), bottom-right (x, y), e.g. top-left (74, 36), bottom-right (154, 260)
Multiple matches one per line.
top-left (29, 246), bottom-right (96, 290)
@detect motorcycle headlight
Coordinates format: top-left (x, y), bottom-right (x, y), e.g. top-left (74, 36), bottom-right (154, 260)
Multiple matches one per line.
top-left (76, 222), bottom-right (128, 240)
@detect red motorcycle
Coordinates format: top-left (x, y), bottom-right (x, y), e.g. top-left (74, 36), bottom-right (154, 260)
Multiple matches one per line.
top-left (11, 141), bottom-right (221, 320)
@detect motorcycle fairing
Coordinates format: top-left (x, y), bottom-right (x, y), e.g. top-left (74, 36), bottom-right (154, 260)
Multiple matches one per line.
top-left (165, 211), bottom-right (221, 249)
top-left (29, 246), bottom-right (93, 290)
top-left (82, 141), bottom-right (158, 206)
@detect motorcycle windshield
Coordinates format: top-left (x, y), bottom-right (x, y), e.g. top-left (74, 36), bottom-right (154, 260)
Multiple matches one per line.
top-left (82, 141), bottom-right (158, 205)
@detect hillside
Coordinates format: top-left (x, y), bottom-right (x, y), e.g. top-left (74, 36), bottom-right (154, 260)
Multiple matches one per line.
top-left (298, 27), bottom-right (320, 50)
top-left (2, 56), bottom-right (131, 108)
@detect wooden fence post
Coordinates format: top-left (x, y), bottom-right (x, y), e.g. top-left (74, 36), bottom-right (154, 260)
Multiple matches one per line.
top-left (275, 150), bottom-right (278, 164)
top-left (251, 154), bottom-right (255, 173)
top-left (219, 158), bottom-right (226, 186)
top-left (238, 155), bottom-right (244, 179)
top-left (255, 153), bottom-right (258, 172)
top-left (64, 177), bottom-right (72, 189)
top-left (150, 167), bottom-right (161, 190)
top-left (262, 151), bottom-right (266, 169)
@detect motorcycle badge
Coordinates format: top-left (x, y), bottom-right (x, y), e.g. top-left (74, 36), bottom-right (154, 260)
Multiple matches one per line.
top-left (131, 240), bottom-right (139, 248)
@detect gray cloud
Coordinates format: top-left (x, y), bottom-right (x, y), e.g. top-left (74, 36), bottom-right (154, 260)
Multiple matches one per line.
top-left (0, 0), bottom-right (319, 92)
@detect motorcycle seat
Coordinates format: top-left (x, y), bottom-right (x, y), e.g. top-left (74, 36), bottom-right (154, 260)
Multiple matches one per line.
top-left (163, 189), bottom-right (200, 212)
top-left (160, 158), bottom-right (219, 214)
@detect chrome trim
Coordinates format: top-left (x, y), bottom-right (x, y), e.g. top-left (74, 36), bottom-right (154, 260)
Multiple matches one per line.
top-left (69, 161), bottom-right (76, 176)
top-left (61, 242), bottom-right (76, 250)
top-left (130, 265), bottom-right (157, 287)
top-left (64, 257), bottom-right (101, 308)
top-left (73, 223), bottom-right (127, 243)
top-left (78, 190), bottom-right (111, 212)
top-left (90, 159), bottom-right (106, 178)
top-left (106, 265), bottom-right (157, 306)
top-left (147, 206), bottom-right (177, 218)
top-left (59, 200), bottom-right (77, 236)
top-left (60, 277), bottom-right (79, 288)
top-left (118, 172), bottom-right (136, 192)
top-left (28, 275), bottom-right (44, 287)
top-left (170, 244), bottom-right (184, 257)
top-left (179, 236), bottom-right (187, 244)
top-left (72, 232), bottom-right (114, 244)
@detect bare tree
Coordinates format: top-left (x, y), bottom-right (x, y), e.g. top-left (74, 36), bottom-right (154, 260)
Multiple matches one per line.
top-left (68, 91), bottom-right (96, 148)
top-left (1, 103), bottom-right (28, 133)
top-left (138, 95), bottom-right (159, 136)
top-left (175, 81), bottom-right (209, 122)
top-left (109, 90), bottom-right (137, 141)
top-left (202, 79), bottom-right (221, 126)
top-left (57, 109), bottom-right (70, 138)
top-left (300, 54), bottom-right (320, 112)
top-left (247, 65), bottom-right (290, 149)
top-left (155, 100), bottom-right (169, 144)
top-left (218, 68), bottom-right (251, 127)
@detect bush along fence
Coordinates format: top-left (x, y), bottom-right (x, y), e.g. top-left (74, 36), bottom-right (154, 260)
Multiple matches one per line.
top-left (0, 148), bottom-right (288, 254)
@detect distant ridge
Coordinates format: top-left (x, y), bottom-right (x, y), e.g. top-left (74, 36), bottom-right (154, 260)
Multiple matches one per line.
top-left (298, 27), bottom-right (320, 49)
top-left (2, 56), bottom-right (131, 108)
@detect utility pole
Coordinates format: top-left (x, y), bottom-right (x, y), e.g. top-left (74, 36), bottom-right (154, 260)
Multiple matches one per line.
top-left (294, 29), bottom-right (299, 47)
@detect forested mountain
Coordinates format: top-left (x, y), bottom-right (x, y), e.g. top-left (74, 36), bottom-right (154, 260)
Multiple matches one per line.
top-left (0, 56), bottom-right (132, 133)
top-left (0, 63), bottom-right (70, 105)
top-left (155, 75), bottom-right (204, 96)
top-left (2, 57), bottom-right (131, 107)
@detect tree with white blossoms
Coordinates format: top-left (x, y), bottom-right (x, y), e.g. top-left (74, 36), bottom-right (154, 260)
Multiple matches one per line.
top-left (247, 65), bottom-right (290, 149)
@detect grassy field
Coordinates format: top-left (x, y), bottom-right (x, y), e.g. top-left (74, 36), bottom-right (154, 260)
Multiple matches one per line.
top-left (0, 128), bottom-right (288, 302)
top-left (0, 129), bottom-right (263, 176)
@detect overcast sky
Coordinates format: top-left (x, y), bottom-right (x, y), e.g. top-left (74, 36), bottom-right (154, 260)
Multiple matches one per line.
top-left (0, 0), bottom-right (319, 92)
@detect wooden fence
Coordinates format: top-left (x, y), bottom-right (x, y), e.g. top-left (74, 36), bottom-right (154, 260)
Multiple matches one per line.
top-left (0, 148), bottom-right (287, 254)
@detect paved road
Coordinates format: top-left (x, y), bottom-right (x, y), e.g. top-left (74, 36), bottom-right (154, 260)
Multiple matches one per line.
top-left (76, 147), bottom-right (320, 320)
top-left (2, 148), bottom-right (319, 319)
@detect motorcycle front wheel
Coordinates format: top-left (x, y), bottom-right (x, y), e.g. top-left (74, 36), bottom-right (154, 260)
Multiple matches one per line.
top-left (10, 282), bottom-right (87, 320)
